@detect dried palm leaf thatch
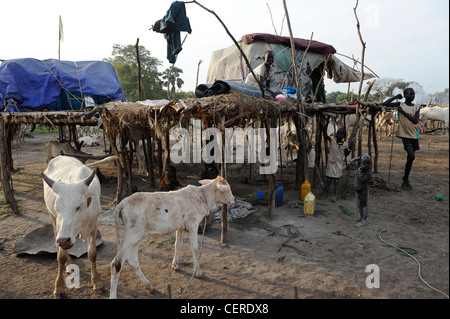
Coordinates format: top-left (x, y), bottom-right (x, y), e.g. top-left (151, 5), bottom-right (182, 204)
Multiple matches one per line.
top-left (98, 93), bottom-right (299, 140)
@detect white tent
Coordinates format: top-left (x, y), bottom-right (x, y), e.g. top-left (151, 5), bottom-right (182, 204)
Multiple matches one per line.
top-left (206, 33), bottom-right (375, 101)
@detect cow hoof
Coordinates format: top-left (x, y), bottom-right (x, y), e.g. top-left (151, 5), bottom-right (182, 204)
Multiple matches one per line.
top-left (195, 271), bottom-right (203, 279)
top-left (172, 264), bottom-right (179, 271)
top-left (54, 292), bottom-right (68, 299)
top-left (145, 285), bottom-right (155, 295)
top-left (94, 287), bottom-right (106, 295)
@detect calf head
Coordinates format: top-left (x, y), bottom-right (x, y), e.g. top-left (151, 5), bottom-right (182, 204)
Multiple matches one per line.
top-left (41, 168), bottom-right (98, 250)
top-left (199, 176), bottom-right (235, 206)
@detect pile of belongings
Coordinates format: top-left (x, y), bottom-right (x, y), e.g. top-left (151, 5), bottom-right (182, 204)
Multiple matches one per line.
top-left (211, 197), bottom-right (258, 222)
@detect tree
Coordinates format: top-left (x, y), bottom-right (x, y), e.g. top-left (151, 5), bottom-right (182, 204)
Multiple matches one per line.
top-left (176, 91), bottom-right (195, 99)
top-left (326, 91), bottom-right (353, 103)
top-left (369, 77), bottom-right (412, 101)
top-left (433, 88), bottom-right (449, 104)
top-left (160, 67), bottom-right (185, 99)
top-left (104, 44), bottom-right (166, 101)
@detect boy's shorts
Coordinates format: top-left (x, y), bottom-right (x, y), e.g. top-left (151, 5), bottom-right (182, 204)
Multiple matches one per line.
top-left (402, 137), bottom-right (420, 151)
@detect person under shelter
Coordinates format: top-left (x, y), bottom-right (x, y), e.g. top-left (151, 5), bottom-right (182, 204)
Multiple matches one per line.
top-left (245, 50), bottom-right (280, 96)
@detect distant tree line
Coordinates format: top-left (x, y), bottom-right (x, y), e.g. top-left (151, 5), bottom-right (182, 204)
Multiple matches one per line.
top-left (105, 45), bottom-right (448, 105)
top-left (326, 78), bottom-right (449, 104)
top-left (104, 44), bottom-right (194, 102)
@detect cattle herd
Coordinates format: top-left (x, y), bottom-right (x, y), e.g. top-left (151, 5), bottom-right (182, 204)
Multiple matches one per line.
top-left (41, 153), bottom-right (235, 299)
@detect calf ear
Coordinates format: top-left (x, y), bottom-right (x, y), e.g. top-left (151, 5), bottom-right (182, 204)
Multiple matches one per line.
top-left (87, 197), bottom-right (92, 208)
top-left (198, 179), bottom-right (211, 185)
top-left (217, 183), bottom-right (231, 192)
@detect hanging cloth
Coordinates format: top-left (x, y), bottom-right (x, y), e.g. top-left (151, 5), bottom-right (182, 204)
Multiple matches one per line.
top-left (152, 1), bottom-right (192, 63)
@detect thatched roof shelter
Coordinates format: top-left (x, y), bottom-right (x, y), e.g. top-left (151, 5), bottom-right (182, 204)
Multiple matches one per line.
top-left (1, 93), bottom-right (390, 230)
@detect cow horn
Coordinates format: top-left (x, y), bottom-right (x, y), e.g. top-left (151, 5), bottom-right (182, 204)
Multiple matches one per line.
top-left (84, 168), bottom-right (97, 186)
top-left (41, 172), bottom-right (55, 188)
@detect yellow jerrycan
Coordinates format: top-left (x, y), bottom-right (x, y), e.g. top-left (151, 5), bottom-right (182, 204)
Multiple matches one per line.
top-left (304, 192), bottom-right (316, 216)
top-left (301, 180), bottom-right (311, 200)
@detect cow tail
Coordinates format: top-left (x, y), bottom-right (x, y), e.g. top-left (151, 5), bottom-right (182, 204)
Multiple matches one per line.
top-left (113, 203), bottom-right (124, 272)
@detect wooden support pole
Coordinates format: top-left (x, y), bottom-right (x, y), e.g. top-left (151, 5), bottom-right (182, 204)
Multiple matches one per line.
top-left (265, 120), bottom-right (276, 219)
top-left (115, 159), bottom-right (123, 204)
top-left (135, 38), bottom-right (142, 101)
top-left (0, 119), bottom-right (19, 214)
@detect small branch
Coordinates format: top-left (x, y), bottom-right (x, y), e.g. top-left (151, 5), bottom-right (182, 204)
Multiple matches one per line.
top-left (135, 38), bottom-right (142, 101)
top-left (282, 0), bottom-right (300, 105)
top-left (195, 59), bottom-right (203, 90)
top-left (266, 3), bottom-right (278, 35)
top-left (353, 0), bottom-right (366, 101)
top-left (298, 32), bottom-right (314, 102)
top-left (187, 0), bottom-right (266, 97)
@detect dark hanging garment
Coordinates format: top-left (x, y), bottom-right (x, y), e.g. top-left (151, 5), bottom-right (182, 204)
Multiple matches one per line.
top-left (153, 1), bottom-right (192, 63)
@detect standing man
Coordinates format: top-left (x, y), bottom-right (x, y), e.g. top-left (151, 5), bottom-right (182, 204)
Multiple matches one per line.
top-left (383, 88), bottom-right (421, 190)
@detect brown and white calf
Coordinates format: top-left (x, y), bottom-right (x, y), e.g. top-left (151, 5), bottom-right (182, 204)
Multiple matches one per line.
top-left (109, 176), bottom-right (235, 299)
top-left (42, 155), bottom-right (103, 298)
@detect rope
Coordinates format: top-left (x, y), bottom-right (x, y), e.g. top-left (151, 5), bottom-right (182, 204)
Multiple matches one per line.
top-left (74, 61), bottom-right (84, 107)
top-left (174, 215), bottom-right (207, 299)
top-left (378, 230), bottom-right (449, 299)
top-left (40, 60), bottom-right (84, 109)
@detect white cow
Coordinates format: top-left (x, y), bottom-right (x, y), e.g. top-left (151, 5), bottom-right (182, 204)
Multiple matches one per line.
top-left (79, 133), bottom-right (100, 147)
top-left (109, 176), bottom-right (235, 299)
top-left (420, 106), bottom-right (449, 133)
top-left (41, 155), bottom-right (103, 298)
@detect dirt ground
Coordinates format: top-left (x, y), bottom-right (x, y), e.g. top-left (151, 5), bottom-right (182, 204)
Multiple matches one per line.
top-left (0, 128), bottom-right (448, 300)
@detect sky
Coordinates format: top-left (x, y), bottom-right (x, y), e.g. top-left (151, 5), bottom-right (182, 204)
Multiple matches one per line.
top-left (1, 0), bottom-right (449, 100)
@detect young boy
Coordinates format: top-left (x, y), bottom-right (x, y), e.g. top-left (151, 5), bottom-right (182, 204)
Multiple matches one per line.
top-left (320, 127), bottom-right (350, 202)
top-left (245, 50), bottom-right (280, 96)
top-left (382, 88), bottom-right (421, 190)
top-left (350, 154), bottom-right (372, 227)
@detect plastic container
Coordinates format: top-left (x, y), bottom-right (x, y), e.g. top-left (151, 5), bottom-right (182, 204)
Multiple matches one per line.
top-left (304, 192), bottom-right (315, 216)
top-left (257, 191), bottom-right (263, 200)
top-left (435, 195), bottom-right (443, 201)
top-left (275, 184), bottom-right (284, 207)
top-left (301, 180), bottom-right (311, 200)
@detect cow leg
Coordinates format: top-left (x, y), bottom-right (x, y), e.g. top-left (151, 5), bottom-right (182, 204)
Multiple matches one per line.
top-left (54, 247), bottom-right (69, 299)
top-left (110, 254), bottom-right (123, 299)
top-left (109, 233), bottom-right (140, 298)
top-left (128, 245), bottom-right (154, 294)
top-left (188, 229), bottom-right (203, 278)
top-left (88, 226), bottom-right (103, 294)
top-left (172, 229), bottom-right (184, 271)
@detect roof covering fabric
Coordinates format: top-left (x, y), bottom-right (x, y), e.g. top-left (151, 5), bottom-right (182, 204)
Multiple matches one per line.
top-left (0, 58), bottom-right (126, 112)
top-left (241, 33), bottom-right (337, 55)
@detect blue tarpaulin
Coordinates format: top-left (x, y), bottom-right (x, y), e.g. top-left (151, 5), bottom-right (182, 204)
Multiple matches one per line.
top-left (0, 58), bottom-right (126, 112)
